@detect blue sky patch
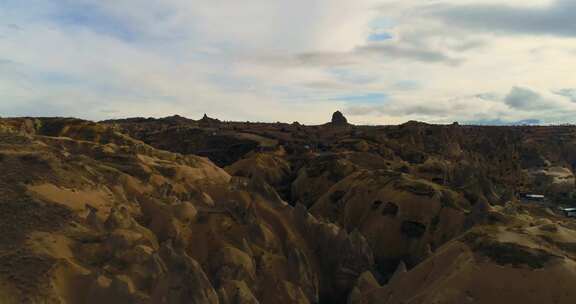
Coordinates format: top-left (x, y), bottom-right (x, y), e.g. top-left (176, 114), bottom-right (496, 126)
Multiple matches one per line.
top-left (1, 0), bottom-right (140, 41)
top-left (368, 32), bottom-right (393, 42)
top-left (52, 3), bottom-right (137, 41)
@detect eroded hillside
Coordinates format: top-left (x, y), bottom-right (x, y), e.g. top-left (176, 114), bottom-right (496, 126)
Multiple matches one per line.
top-left (1, 114), bottom-right (575, 304)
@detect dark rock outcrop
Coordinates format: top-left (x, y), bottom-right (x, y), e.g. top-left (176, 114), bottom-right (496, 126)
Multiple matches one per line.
top-left (199, 113), bottom-right (221, 126)
top-left (331, 111), bottom-right (349, 126)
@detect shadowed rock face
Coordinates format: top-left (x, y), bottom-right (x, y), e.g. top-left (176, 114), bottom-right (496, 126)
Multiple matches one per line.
top-left (400, 221), bottom-right (427, 239)
top-left (105, 115), bottom-right (576, 206)
top-left (331, 111), bottom-right (349, 126)
top-left (2, 116), bottom-right (576, 304)
top-left (199, 114), bottom-right (221, 127)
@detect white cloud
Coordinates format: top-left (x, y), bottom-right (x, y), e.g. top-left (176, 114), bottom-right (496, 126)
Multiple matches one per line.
top-left (1, 0), bottom-right (576, 124)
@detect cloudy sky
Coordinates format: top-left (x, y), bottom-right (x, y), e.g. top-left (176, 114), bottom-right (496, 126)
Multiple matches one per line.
top-left (1, 0), bottom-right (576, 124)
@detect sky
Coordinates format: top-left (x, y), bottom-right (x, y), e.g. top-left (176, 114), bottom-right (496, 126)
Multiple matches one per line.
top-left (1, 0), bottom-right (576, 125)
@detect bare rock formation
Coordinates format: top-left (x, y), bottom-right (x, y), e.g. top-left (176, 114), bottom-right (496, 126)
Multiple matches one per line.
top-left (330, 111), bottom-right (349, 126)
top-left (2, 116), bottom-right (576, 304)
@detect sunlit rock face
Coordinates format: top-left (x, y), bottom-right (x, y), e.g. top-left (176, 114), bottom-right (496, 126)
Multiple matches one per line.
top-left (310, 170), bottom-right (470, 275)
top-left (351, 208), bottom-right (576, 304)
top-left (0, 117), bottom-right (378, 304)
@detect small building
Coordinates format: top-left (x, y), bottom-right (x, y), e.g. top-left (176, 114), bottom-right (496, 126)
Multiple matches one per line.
top-left (518, 192), bottom-right (546, 202)
top-left (559, 207), bottom-right (576, 218)
top-left (519, 193), bottom-right (547, 204)
top-left (526, 194), bottom-right (545, 200)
